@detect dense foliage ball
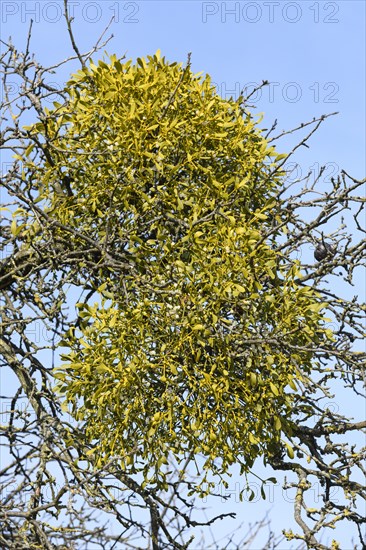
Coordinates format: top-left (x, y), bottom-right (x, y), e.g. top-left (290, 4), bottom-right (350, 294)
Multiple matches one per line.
top-left (24, 53), bottom-right (332, 491)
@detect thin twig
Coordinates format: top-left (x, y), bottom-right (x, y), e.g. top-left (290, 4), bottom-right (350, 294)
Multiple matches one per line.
top-left (159, 52), bottom-right (192, 121)
top-left (63, 0), bottom-right (85, 68)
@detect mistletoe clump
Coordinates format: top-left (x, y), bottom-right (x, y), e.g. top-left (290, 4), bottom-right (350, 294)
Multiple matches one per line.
top-left (23, 52), bottom-right (332, 491)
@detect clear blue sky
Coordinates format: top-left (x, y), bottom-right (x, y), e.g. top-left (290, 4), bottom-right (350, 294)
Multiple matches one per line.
top-left (1, 1), bottom-right (365, 548)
